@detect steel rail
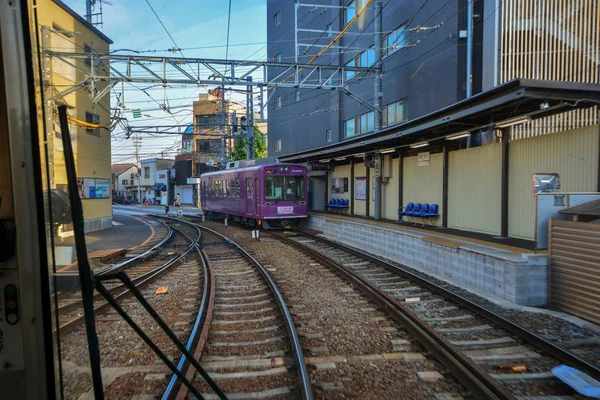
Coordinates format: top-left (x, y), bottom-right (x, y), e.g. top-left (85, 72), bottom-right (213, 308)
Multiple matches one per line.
top-left (162, 223), bottom-right (212, 400)
top-left (56, 219), bottom-right (175, 315)
top-left (98, 218), bottom-right (174, 276)
top-left (293, 230), bottom-right (600, 382)
top-left (58, 224), bottom-right (195, 335)
top-left (161, 217), bottom-right (314, 400)
top-left (272, 232), bottom-right (515, 400)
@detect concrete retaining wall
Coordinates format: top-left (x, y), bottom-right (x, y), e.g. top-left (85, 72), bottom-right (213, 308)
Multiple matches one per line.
top-left (84, 216), bottom-right (112, 233)
top-left (306, 214), bottom-right (548, 306)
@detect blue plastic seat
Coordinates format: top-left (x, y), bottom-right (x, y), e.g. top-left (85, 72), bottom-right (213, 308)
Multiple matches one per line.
top-left (417, 203), bottom-right (430, 225)
top-left (340, 199), bottom-right (349, 213)
top-left (410, 203), bottom-right (422, 217)
top-left (424, 204), bottom-right (439, 224)
top-left (398, 202), bottom-right (414, 223)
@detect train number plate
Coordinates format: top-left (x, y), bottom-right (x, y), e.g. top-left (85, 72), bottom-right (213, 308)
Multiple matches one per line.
top-left (277, 206), bottom-right (294, 214)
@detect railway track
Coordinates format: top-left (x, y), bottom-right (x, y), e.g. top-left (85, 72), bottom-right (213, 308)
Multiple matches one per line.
top-left (272, 230), bottom-right (600, 400)
top-left (56, 219), bottom-right (197, 336)
top-left (159, 217), bottom-right (312, 400)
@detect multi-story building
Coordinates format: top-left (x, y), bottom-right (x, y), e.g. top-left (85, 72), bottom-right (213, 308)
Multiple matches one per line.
top-left (139, 158), bottom-right (174, 204)
top-left (111, 163), bottom-right (137, 203)
top-left (174, 90), bottom-right (266, 206)
top-left (33, 0), bottom-right (113, 232)
top-left (267, 0), bottom-right (598, 156)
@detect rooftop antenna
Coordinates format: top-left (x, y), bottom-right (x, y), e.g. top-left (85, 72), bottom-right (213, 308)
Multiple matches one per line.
top-left (85, 0), bottom-right (110, 28)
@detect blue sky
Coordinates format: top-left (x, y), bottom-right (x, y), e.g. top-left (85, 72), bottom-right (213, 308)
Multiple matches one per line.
top-left (62, 0), bottom-right (267, 162)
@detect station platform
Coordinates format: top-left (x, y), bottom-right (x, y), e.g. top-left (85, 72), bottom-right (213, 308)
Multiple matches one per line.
top-left (305, 212), bottom-right (548, 307)
top-left (55, 213), bottom-right (154, 272)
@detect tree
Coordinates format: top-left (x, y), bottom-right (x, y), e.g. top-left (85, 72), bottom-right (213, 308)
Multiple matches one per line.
top-left (230, 126), bottom-right (267, 161)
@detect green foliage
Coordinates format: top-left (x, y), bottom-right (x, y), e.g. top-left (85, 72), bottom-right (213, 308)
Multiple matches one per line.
top-left (230, 126), bottom-right (267, 161)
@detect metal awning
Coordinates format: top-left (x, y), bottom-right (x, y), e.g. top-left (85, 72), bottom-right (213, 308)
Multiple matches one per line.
top-left (279, 79), bottom-right (600, 163)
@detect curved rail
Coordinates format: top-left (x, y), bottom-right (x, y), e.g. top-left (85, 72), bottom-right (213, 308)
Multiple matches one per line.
top-left (292, 230), bottom-right (600, 382)
top-left (272, 231), bottom-right (512, 400)
top-left (58, 223), bottom-right (195, 335)
top-left (98, 218), bottom-right (174, 276)
top-left (162, 222), bottom-right (212, 400)
top-left (159, 216), bottom-right (313, 400)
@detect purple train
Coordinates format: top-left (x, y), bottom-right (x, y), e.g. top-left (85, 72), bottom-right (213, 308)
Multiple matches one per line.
top-left (200, 163), bottom-right (308, 229)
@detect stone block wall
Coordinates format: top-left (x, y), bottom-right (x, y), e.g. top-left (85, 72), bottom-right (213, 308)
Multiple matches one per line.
top-left (306, 215), bottom-right (548, 306)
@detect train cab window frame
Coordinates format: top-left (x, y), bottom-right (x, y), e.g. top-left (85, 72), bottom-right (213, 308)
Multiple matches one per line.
top-left (264, 176), bottom-right (305, 201)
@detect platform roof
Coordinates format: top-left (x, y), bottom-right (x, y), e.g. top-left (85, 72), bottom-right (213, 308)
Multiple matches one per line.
top-left (279, 79), bottom-right (600, 163)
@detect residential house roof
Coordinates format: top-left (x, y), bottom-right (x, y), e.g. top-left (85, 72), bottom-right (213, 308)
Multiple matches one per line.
top-left (111, 163), bottom-right (136, 176)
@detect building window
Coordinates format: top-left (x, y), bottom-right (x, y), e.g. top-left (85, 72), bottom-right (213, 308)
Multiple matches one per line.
top-left (360, 46), bottom-right (376, 67)
top-left (344, 58), bottom-right (356, 81)
top-left (275, 95), bottom-right (282, 110)
top-left (326, 129), bottom-right (332, 142)
top-left (382, 99), bottom-right (408, 127)
top-left (84, 44), bottom-right (100, 74)
top-left (144, 167), bottom-right (150, 179)
top-left (344, 111), bottom-right (375, 138)
top-left (295, 90), bottom-right (300, 102)
top-left (344, 0), bottom-right (356, 25)
top-left (275, 138), bottom-right (282, 152)
top-left (274, 11), bottom-right (281, 27)
top-left (384, 24), bottom-right (408, 58)
top-left (196, 114), bottom-right (220, 129)
top-left (326, 24), bottom-right (333, 37)
top-left (86, 111), bottom-right (100, 136)
top-left (122, 179), bottom-right (128, 185)
top-left (130, 180), bottom-right (134, 185)
top-left (274, 53), bottom-right (282, 63)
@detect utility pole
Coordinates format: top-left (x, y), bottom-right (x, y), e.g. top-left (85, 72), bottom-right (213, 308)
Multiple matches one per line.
top-left (133, 135), bottom-right (142, 204)
top-left (86, 0), bottom-right (93, 23)
top-left (219, 83), bottom-right (227, 167)
top-left (246, 76), bottom-right (254, 160)
top-left (373, 0), bottom-right (383, 220)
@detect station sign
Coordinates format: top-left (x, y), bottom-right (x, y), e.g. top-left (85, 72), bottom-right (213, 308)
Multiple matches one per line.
top-left (187, 178), bottom-right (201, 184)
top-left (309, 162), bottom-right (331, 171)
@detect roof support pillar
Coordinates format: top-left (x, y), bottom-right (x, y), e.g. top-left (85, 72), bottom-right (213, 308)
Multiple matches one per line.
top-left (374, 154), bottom-right (382, 220)
top-left (397, 151), bottom-right (403, 220)
top-left (501, 128), bottom-right (510, 237)
top-left (442, 143), bottom-right (449, 228)
top-left (350, 157), bottom-right (355, 214)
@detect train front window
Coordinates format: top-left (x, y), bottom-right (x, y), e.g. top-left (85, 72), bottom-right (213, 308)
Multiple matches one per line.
top-left (265, 176), bottom-right (304, 201)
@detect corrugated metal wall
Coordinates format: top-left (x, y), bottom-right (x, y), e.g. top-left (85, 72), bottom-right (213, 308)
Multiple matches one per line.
top-left (353, 162), bottom-right (367, 216)
top-left (402, 153), bottom-right (443, 226)
top-left (509, 125), bottom-right (600, 240)
top-left (383, 157), bottom-right (400, 220)
top-left (448, 144), bottom-right (502, 235)
top-left (501, 0), bottom-right (599, 139)
top-left (328, 164), bottom-right (351, 202)
top-left (549, 219), bottom-right (600, 325)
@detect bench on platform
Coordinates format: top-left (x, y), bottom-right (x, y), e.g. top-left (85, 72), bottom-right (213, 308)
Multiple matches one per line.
top-left (326, 198), bottom-right (349, 214)
top-left (398, 202), bottom-right (439, 225)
